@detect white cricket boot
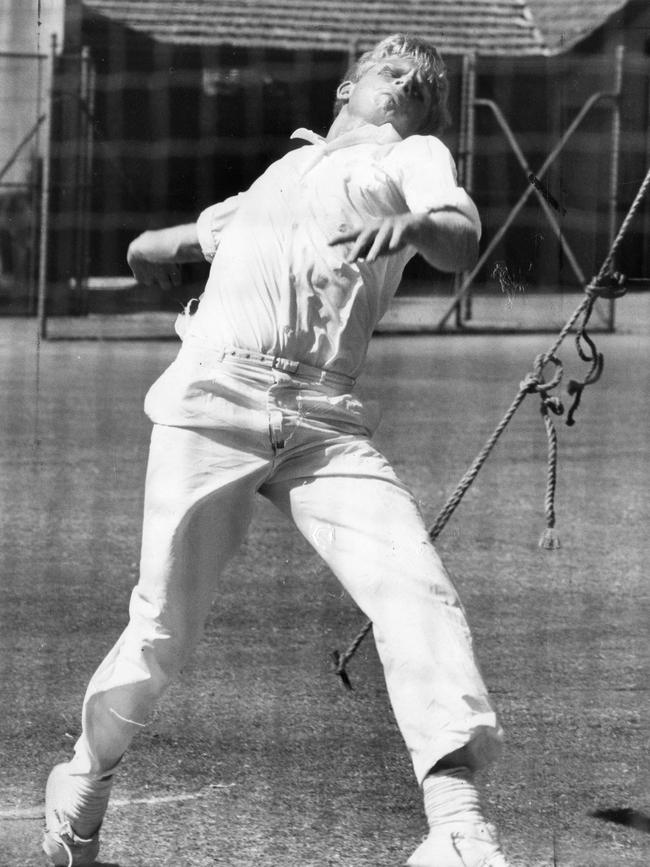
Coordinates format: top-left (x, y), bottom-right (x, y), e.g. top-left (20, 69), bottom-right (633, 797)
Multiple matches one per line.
top-left (407, 820), bottom-right (510, 866)
top-left (407, 767), bottom-right (510, 867)
top-left (42, 762), bottom-right (113, 866)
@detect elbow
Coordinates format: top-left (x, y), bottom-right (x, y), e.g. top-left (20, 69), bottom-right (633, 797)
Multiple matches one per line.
top-left (424, 212), bottom-right (480, 273)
top-left (451, 217), bottom-right (479, 271)
top-left (430, 228), bottom-right (478, 274)
top-left (459, 228), bottom-right (479, 272)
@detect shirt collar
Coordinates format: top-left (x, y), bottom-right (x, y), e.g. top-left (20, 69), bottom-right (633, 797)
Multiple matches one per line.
top-left (290, 122), bottom-right (402, 153)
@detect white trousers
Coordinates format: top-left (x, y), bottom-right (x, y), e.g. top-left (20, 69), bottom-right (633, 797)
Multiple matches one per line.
top-left (71, 341), bottom-right (502, 785)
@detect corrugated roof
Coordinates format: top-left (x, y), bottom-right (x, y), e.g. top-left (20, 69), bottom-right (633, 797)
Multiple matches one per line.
top-left (82, 0), bottom-right (548, 57)
top-left (83, 0), bottom-right (640, 57)
top-left (527, 0), bottom-right (631, 52)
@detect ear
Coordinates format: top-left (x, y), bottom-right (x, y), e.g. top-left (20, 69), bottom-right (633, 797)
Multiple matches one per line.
top-left (336, 80), bottom-right (354, 102)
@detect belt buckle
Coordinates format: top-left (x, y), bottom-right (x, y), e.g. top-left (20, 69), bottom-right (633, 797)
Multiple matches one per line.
top-left (272, 357), bottom-right (299, 374)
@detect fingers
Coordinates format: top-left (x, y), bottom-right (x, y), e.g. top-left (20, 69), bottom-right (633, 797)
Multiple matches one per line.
top-left (128, 258), bottom-right (182, 290)
top-left (330, 221), bottom-right (407, 263)
top-left (365, 221), bottom-right (402, 262)
top-left (347, 226), bottom-right (380, 263)
top-left (328, 229), bottom-right (359, 246)
top-left (153, 263), bottom-right (182, 291)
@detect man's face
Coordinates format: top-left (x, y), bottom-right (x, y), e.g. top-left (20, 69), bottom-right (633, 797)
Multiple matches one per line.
top-left (339, 57), bottom-right (433, 138)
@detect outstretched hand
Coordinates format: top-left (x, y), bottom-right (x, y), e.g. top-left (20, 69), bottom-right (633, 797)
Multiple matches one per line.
top-left (126, 224), bottom-right (203, 290)
top-left (127, 249), bottom-right (182, 291)
top-left (328, 213), bottom-right (429, 263)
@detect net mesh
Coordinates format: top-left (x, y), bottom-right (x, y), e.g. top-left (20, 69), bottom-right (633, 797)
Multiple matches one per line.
top-left (0, 52), bottom-right (47, 316)
top-left (2, 23), bottom-right (648, 338)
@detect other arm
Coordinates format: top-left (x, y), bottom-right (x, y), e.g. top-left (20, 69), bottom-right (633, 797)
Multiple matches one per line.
top-left (329, 206), bottom-right (479, 272)
top-left (127, 193), bottom-right (244, 289)
top-left (330, 136), bottom-right (480, 273)
top-left (127, 223), bottom-right (203, 290)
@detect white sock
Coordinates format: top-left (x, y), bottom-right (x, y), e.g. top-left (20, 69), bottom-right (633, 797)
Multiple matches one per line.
top-left (422, 767), bottom-right (485, 829)
top-left (63, 770), bottom-right (113, 837)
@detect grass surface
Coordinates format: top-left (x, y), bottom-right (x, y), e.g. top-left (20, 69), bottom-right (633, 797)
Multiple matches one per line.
top-left (0, 301), bottom-right (648, 866)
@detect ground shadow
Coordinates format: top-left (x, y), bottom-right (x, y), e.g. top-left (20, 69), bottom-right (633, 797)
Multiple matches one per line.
top-left (591, 808), bottom-right (650, 833)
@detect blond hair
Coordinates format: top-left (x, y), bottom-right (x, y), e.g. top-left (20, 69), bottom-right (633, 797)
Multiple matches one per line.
top-left (334, 34), bottom-right (451, 135)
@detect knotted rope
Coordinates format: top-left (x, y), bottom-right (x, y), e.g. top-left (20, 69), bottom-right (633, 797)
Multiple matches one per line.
top-left (333, 166), bottom-right (650, 689)
top-left (524, 354), bottom-right (564, 549)
top-left (332, 353), bottom-right (565, 685)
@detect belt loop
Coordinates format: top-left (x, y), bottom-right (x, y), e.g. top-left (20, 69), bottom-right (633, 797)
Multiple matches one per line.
top-left (268, 410), bottom-right (285, 449)
top-left (272, 357), bottom-right (299, 374)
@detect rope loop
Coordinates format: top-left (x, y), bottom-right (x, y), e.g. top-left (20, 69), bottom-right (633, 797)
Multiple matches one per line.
top-left (585, 270), bottom-right (627, 299)
top-left (575, 328), bottom-right (598, 365)
top-left (521, 353), bottom-right (563, 396)
top-left (565, 301), bottom-right (605, 426)
top-left (575, 328), bottom-right (604, 390)
top-left (520, 371), bottom-right (542, 393)
top-left (542, 394), bottom-right (564, 416)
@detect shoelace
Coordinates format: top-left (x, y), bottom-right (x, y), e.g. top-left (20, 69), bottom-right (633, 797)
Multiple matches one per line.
top-left (56, 817), bottom-right (95, 867)
top-left (57, 821), bottom-right (75, 867)
top-left (450, 826), bottom-right (510, 867)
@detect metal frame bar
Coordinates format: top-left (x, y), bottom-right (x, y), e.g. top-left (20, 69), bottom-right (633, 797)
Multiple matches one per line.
top-left (452, 53), bottom-right (472, 327)
top-left (604, 45), bottom-right (624, 331)
top-left (0, 51), bottom-right (47, 60)
top-left (0, 114), bottom-right (47, 184)
top-left (72, 46), bottom-right (92, 309)
top-left (80, 52), bottom-right (96, 302)
top-left (477, 98), bottom-right (586, 284)
top-left (37, 34), bottom-right (57, 340)
top-left (462, 54), bottom-right (477, 323)
top-left (29, 37), bottom-right (46, 315)
top-left (439, 50), bottom-right (624, 331)
top-left (453, 53), bottom-right (476, 326)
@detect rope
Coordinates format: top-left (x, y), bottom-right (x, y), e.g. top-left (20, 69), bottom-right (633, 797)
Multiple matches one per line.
top-left (566, 314), bottom-right (604, 427)
top-left (332, 166), bottom-right (650, 689)
top-left (538, 397), bottom-right (562, 550)
top-left (589, 166), bottom-right (650, 291)
top-left (332, 627), bottom-right (372, 690)
top-left (333, 355), bottom-right (564, 686)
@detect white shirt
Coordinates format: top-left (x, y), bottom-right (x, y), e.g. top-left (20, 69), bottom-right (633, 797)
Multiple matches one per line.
top-left (187, 123), bottom-right (480, 379)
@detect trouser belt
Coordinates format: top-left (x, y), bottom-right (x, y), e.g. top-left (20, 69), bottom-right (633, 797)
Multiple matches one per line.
top-left (215, 346), bottom-right (356, 388)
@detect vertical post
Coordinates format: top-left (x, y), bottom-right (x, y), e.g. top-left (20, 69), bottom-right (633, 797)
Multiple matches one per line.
top-left (461, 53), bottom-right (477, 325)
top-left (37, 33), bottom-right (56, 340)
top-left (465, 53), bottom-right (477, 194)
top-left (347, 39), bottom-right (358, 70)
top-left (30, 51), bottom-right (45, 315)
top-left (606, 44), bottom-right (624, 332)
top-left (457, 54), bottom-right (470, 185)
top-left (453, 54), bottom-right (470, 327)
top-left (73, 45), bottom-right (90, 309)
top-left (81, 52), bottom-right (95, 294)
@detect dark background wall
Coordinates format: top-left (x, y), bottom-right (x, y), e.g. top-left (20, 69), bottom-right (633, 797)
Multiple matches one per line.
top-left (45, 6), bottom-right (649, 305)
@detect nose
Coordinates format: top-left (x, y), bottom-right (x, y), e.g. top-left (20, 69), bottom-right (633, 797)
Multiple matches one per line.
top-left (395, 68), bottom-right (418, 94)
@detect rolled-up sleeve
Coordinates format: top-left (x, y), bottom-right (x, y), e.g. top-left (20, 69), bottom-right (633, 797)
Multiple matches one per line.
top-left (387, 136), bottom-right (481, 239)
top-left (196, 193), bottom-right (245, 261)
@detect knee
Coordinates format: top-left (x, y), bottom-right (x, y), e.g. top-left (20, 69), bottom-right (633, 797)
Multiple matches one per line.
top-left (122, 603), bottom-right (199, 688)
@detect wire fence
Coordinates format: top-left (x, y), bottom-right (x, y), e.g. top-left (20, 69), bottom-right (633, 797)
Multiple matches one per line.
top-left (0, 28), bottom-right (648, 337)
top-left (0, 50), bottom-right (48, 315)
